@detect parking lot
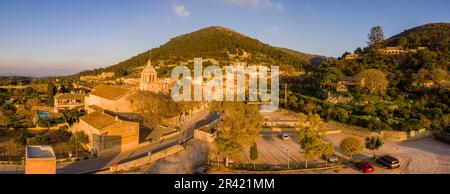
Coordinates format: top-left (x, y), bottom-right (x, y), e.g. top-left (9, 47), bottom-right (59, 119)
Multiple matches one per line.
top-left (241, 135), bottom-right (302, 166)
top-left (238, 133), bottom-right (450, 174)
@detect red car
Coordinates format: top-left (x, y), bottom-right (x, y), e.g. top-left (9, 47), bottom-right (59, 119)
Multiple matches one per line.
top-left (355, 162), bottom-right (375, 173)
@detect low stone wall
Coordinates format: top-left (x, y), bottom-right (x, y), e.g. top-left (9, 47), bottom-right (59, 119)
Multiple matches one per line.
top-left (435, 132), bottom-right (450, 144)
top-left (110, 145), bottom-right (184, 173)
top-left (342, 129), bottom-right (412, 142)
top-left (211, 164), bottom-right (345, 174)
top-left (161, 131), bottom-right (180, 141)
top-left (194, 129), bottom-right (216, 143)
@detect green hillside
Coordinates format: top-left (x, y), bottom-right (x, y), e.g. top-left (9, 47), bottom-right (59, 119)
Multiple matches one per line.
top-left (79, 26), bottom-right (316, 77)
top-left (282, 23), bottom-right (450, 132)
top-left (384, 23), bottom-right (450, 51)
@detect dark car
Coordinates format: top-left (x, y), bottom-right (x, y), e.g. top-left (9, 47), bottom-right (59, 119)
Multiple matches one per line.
top-left (194, 166), bottom-right (209, 174)
top-left (376, 155), bottom-right (400, 169)
top-left (355, 162), bottom-right (375, 173)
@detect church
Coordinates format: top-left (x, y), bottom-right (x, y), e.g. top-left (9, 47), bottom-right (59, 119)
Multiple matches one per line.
top-left (139, 58), bottom-right (161, 93)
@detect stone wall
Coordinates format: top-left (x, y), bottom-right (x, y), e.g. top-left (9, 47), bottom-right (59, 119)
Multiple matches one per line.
top-left (194, 129), bottom-right (217, 143)
top-left (110, 145), bottom-right (184, 173)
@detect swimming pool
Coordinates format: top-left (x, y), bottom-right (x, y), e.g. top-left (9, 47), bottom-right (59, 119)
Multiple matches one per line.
top-left (37, 111), bottom-right (52, 120)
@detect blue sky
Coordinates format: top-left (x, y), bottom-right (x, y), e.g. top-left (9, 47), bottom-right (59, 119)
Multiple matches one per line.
top-left (0, 0), bottom-right (449, 76)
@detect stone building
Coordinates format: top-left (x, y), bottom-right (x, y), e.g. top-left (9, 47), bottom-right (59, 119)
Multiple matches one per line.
top-left (101, 72), bottom-right (115, 79)
top-left (85, 85), bottom-right (134, 114)
top-left (71, 111), bottom-right (140, 157)
top-left (25, 146), bottom-right (56, 174)
top-left (53, 93), bottom-right (86, 113)
top-left (344, 54), bottom-right (360, 60)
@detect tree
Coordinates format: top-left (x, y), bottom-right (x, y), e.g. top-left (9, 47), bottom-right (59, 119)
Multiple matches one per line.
top-left (321, 142), bottom-right (334, 167)
top-left (365, 136), bottom-right (384, 159)
top-left (357, 69), bottom-right (389, 95)
top-left (130, 91), bottom-right (162, 129)
top-left (250, 142), bottom-right (258, 170)
top-left (47, 82), bottom-right (57, 107)
top-left (368, 26), bottom-right (384, 46)
top-left (14, 135), bottom-right (27, 146)
top-left (297, 128), bottom-right (324, 169)
top-left (30, 134), bottom-right (51, 145)
top-left (430, 68), bottom-right (448, 88)
top-left (213, 102), bottom-right (263, 167)
top-left (67, 131), bottom-right (89, 155)
top-left (62, 108), bottom-right (81, 127)
top-left (340, 137), bottom-right (363, 160)
top-left (297, 113), bottom-right (326, 168)
top-left (304, 101), bottom-right (317, 114)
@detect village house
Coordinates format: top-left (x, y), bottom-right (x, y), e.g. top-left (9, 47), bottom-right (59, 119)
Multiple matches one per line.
top-left (53, 93), bottom-right (86, 113)
top-left (118, 77), bottom-right (140, 86)
top-left (336, 77), bottom-right (365, 92)
top-left (380, 46), bottom-right (405, 54)
top-left (80, 75), bottom-right (102, 82)
top-left (379, 46), bottom-right (428, 55)
top-left (344, 53), bottom-right (360, 60)
top-left (84, 85), bottom-right (134, 114)
top-left (71, 111), bottom-right (140, 157)
top-left (100, 72), bottom-right (115, 79)
top-left (25, 146), bottom-right (56, 174)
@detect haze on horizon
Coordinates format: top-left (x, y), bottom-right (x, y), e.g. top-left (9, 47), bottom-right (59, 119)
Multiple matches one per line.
top-left (0, 0), bottom-right (449, 77)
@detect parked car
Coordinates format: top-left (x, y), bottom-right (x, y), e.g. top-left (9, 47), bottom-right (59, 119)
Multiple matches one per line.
top-left (355, 162), bottom-right (375, 173)
top-left (327, 156), bottom-right (339, 163)
top-left (281, 133), bottom-right (290, 141)
top-left (376, 155), bottom-right (400, 169)
top-left (322, 155), bottom-right (339, 163)
top-left (194, 166), bottom-right (209, 174)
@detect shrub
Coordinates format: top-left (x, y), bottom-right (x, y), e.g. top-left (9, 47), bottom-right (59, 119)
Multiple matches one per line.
top-left (29, 134), bottom-right (51, 145)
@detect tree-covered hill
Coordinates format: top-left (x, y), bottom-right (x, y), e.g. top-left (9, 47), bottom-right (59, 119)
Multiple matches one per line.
top-left (78, 26), bottom-right (316, 77)
top-left (384, 23), bottom-right (450, 51)
top-left (283, 23), bottom-right (450, 133)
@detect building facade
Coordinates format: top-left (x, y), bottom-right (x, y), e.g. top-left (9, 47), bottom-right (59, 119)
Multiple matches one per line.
top-left (85, 85), bottom-right (134, 114)
top-left (71, 111), bottom-right (140, 157)
top-left (53, 93), bottom-right (86, 113)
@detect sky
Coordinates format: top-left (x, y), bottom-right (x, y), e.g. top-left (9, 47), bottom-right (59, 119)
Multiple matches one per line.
top-left (0, 0), bottom-right (449, 77)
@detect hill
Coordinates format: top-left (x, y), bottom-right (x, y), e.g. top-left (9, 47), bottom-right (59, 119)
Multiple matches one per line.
top-left (283, 23), bottom-right (450, 133)
top-left (78, 26), bottom-right (318, 77)
top-left (383, 23), bottom-right (450, 51)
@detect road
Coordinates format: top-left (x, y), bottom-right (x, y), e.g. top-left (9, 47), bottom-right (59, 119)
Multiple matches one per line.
top-left (59, 109), bottom-right (217, 174)
top-left (0, 109), bottom-right (218, 174)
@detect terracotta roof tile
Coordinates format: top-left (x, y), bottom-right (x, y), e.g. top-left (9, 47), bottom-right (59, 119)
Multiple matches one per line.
top-left (89, 85), bottom-right (132, 100)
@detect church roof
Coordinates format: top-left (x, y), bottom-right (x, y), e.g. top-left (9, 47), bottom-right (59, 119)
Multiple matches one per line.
top-left (142, 59), bottom-right (157, 74)
top-left (89, 85), bottom-right (132, 100)
top-left (80, 111), bottom-right (117, 130)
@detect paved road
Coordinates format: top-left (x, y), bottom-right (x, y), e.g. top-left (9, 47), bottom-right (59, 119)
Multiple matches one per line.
top-left (0, 109), bottom-right (217, 174)
top-left (56, 109), bottom-right (217, 174)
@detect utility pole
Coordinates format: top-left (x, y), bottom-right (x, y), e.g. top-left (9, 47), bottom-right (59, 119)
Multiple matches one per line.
top-left (286, 148), bottom-right (290, 169)
top-left (284, 83), bottom-right (288, 108)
